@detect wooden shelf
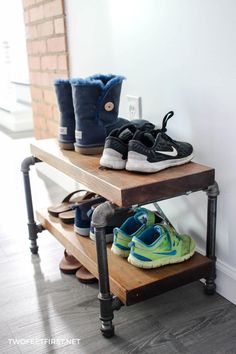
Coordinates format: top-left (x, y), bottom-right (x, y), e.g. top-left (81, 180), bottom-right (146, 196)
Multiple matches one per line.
top-left (31, 139), bottom-right (215, 207)
top-left (37, 209), bottom-right (213, 306)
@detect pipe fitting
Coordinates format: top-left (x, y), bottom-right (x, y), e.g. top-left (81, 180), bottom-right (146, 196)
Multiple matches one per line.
top-left (206, 181), bottom-right (220, 197)
top-left (91, 201), bottom-right (116, 228)
top-left (21, 156), bottom-right (41, 173)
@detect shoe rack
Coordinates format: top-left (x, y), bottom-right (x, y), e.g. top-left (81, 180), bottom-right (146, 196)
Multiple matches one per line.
top-left (21, 138), bottom-right (219, 338)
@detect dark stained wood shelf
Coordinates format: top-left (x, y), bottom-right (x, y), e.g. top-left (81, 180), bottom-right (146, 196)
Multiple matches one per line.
top-left (31, 139), bottom-right (215, 207)
top-left (37, 209), bottom-right (213, 306)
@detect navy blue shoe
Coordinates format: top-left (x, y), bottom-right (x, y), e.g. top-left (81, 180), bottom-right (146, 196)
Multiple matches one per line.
top-left (70, 74), bottom-right (129, 155)
top-left (54, 79), bottom-right (75, 150)
top-left (72, 196), bottom-right (106, 236)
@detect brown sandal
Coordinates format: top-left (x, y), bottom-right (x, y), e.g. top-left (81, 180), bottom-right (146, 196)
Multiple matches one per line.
top-left (75, 266), bottom-right (97, 284)
top-left (58, 209), bottom-right (75, 224)
top-left (59, 250), bottom-right (82, 274)
top-left (48, 190), bottom-right (95, 217)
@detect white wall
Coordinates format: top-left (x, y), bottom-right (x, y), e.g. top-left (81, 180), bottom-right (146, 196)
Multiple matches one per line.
top-left (0, 0), bottom-right (31, 111)
top-left (65, 0), bottom-right (236, 304)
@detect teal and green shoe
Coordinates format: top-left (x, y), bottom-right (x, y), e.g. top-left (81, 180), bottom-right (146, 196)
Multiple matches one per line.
top-left (111, 207), bottom-right (163, 258)
top-left (127, 224), bottom-right (195, 269)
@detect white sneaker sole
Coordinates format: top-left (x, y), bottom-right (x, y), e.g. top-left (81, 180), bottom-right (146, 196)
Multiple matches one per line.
top-left (111, 243), bottom-right (130, 258)
top-left (128, 248), bottom-right (195, 269)
top-left (74, 225), bottom-right (90, 236)
top-left (100, 148), bottom-right (126, 169)
top-left (89, 231), bottom-right (114, 243)
top-left (126, 151), bottom-right (194, 173)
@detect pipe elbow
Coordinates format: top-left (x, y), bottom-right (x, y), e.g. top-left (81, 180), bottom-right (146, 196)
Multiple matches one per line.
top-left (91, 201), bottom-right (115, 228)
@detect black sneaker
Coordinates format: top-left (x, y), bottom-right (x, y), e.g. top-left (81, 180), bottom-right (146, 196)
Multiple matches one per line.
top-left (100, 120), bottom-right (155, 169)
top-left (126, 111), bottom-right (193, 173)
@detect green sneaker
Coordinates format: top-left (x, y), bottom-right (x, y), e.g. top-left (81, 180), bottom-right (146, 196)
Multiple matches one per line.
top-left (111, 207), bottom-right (163, 258)
top-left (127, 224), bottom-right (195, 268)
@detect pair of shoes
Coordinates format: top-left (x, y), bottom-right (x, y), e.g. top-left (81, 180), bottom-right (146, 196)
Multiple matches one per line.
top-left (111, 207), bottom-right (164, 257)
top-left (111, 208), bottom-right (195, 269)
top-left (54, 74), bottom-right (129, 154)
top-left (73, 197), bottom-right (133, 243)
top-left (59, 250), bottom-right (97, 283)
top-left (47, 190), bottom-right (96, 224)
top-left (100, 111), bottom-right (193, 173)
top-left (100, 120), bottom-right (155, 169)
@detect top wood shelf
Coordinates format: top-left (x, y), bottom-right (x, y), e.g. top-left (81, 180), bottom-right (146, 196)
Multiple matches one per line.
top-left (31, 139), bottom-right (215, 207)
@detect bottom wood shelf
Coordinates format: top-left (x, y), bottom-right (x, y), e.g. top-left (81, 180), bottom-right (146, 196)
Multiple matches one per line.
top-left (36, 209), bottom-right (214, 306)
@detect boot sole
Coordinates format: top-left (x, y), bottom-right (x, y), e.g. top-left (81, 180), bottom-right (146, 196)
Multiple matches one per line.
top-left (59, 142), bottom-right (75, 150)
top-left (74, 145), bottom-right (104, 155)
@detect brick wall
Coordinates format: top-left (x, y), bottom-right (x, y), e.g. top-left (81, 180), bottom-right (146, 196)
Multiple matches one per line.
top-left (22, 0), bottom-right (69, 138)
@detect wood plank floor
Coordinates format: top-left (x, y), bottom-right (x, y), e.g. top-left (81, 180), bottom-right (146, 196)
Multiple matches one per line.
top-left (0, 130), bottom-right (236, 354)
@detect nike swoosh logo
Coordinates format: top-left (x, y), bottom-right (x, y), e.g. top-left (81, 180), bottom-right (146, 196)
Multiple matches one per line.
top-left (153, 250), bottom-right (177, 256)
top-left (155, 146), bottom-right (178, 157)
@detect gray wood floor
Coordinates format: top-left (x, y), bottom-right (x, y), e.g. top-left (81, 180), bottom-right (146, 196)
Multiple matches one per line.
top-left (0, 130), bottom-right (236, 354)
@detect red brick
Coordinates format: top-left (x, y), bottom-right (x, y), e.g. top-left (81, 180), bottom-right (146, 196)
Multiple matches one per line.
top-left (37, 20), bottom-right (54, 37)
top-left (47, 119), bottom-right (58, 137)
top-left (34, 115), bottom-right (47, 130)
top-left (26, 40), bottom-right (33, 54)
top-left (28, 56), bottom-right (41, 70)
top-left (29, 5), bottom-right (44, 22)
top-left (32, 102), bottom-right (38, 116)
top-left (31, 39), bottom-right (46, 54)
top-left (24, 9), bottom-right (30, 24)
top-left (30, 71), bottom-right (50, 87)
top-left (31, 87), bottom-right (43, 101)
top-left (26, 25), bottom-right (38, 39)
top-left (47, 36), bottom-right (66, 52)
top-left (54, 17), bottom-right (65, 34)
top-left (29, 72), bottom-right (38, 85)
top-left (57, 54), bottom-right (68, 70)
top-left (36, 102), bottom-right (53, 118)
top-left (40, 72), bottom-right (51, 87)
top-left (22, 0), bottom-right (35, 8)
top-left (23, 0), bottom-right (69, 138)
top-left (48, 72), bottom-right (68, 84)
top-left (43, 89), bottom-right (56, 104)
top-left (52, 104), bottom-right (59, 120)
top-left (41, 55), bottom-right (57, 70)
top-left (44, 0), bottom-right (63, 18)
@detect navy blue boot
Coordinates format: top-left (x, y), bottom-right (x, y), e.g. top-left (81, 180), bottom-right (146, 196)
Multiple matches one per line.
top-left (70, 74), bottom-right (129, 155)
top-left (54, 79), bottom-right (75, 150)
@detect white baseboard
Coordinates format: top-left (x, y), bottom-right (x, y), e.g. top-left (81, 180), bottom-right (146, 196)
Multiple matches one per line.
top-left (215, 260), bottom-right (236, 305)
top-left (197, 246), bottom-right (236, 305)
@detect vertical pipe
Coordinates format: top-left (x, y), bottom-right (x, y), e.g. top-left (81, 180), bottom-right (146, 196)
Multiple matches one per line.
top-left (205, 181), bottom-right (219, 294)
top-left (92, 201), bottom-right (116, 337)
top-left (21, 156), bottom-right (42, 254)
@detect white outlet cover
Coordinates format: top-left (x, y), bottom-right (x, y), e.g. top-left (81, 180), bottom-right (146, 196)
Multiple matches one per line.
top-left (126, 95), bottom-right (142, 119)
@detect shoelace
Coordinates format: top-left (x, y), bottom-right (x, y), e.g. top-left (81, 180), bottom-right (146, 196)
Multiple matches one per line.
top-left (161, 111), bottom-right (174, 132)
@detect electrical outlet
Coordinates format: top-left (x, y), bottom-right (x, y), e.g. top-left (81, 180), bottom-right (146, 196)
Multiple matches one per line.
top-left (127, 95), bottom-right (142, 119)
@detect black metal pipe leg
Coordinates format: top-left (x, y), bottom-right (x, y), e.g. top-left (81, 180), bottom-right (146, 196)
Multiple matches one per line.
top-left (92, 201), bottom-right (122, 338)
top-left (21, 156), bottom-right (43, 254)
top-left (205, 181), bottom-right (220, 294)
